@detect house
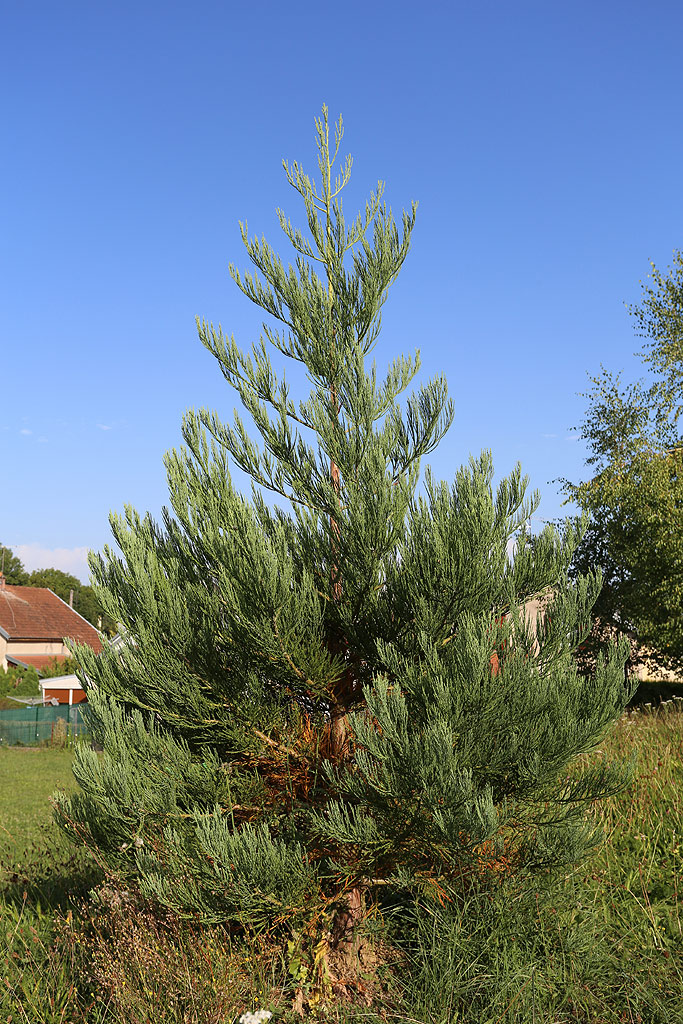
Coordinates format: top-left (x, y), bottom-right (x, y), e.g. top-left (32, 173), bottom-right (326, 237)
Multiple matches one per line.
top-left (514, 587), bottom-right (680, 683)
top-left (39, 673), bottom-right (87, 706)
top-left (0, 573), bottom-right (102, 674)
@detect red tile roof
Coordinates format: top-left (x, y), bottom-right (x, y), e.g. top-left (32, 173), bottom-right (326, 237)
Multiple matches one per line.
top-left (7, 652), bottom-right (76, 671)
top-left (0, 586), bottom-right (102, 652)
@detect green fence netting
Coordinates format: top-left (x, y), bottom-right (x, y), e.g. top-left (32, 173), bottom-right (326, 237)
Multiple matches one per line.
top-left (0, 705), bottom-right (90, 746)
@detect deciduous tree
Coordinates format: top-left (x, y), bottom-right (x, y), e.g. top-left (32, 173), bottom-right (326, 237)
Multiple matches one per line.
top-left (0, 544), bottom-right (27, 585)
top-left (563, 252), bottom-right (683, 672)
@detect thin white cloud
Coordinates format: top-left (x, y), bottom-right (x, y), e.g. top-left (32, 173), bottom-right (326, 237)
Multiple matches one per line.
top-left (564, 435), bottom-right (580, 442)
top-left (97, 423), bottom-right (112, 431)
top-left (12, 544), bottom-right (91, 583)
top-left (20, 428), bottom-right (32, 436)
top-left (542, 432), bottom-right (558, 438)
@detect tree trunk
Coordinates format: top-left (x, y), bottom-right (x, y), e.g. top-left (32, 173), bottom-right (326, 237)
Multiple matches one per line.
top-left (328, 698), bottom-right (364, 969)
top-left (330, 704), bottom-right (349, 757)
top-left (325, 288), bottom-right (364, 969)
top-left (330, 884), bottom-right (363, 952)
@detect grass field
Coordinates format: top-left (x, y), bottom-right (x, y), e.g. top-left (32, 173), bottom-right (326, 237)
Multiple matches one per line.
top-left (0, 746), bottom-right (77, 866)
top-left (1, 706), bottom-right (682, 1023)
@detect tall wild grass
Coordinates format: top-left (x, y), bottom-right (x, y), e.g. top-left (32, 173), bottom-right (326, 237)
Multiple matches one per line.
top-left (1, 701), bottom-right (681, 1023)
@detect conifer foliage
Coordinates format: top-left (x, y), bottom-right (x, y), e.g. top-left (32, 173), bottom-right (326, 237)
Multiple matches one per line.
top-left (57, 109), bottom-right (631, 947)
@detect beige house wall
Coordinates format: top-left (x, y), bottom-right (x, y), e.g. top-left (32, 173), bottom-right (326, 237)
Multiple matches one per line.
top-left (503, 591), bottom-right (553, 658)
top-left (1, 639), bottom-right (72, 671)
top-left (631, 655), bottom-right (680, 683)
top-left (521, 592), bottom-right (551, 635)
top-left (7, 641), bottom-right (70, 657)
top-left (519, 589), bottom-right (680, 683)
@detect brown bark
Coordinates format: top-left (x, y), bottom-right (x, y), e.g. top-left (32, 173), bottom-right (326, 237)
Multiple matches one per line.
top-left (330, 704), bottom-right (349, 758)
top-left (328, 681), bottom-right (365, 964)
top-left (330, 884), bottom-right (363, 952)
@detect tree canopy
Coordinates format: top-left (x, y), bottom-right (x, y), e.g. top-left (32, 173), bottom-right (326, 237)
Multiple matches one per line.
top-left (563, 251), bottom-right (683, 671)
top-left (0, 544), bottom-right (28, 585)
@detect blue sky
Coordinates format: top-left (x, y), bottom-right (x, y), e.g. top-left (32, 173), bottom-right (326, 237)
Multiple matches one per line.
top-left (2, 1), bottom-right (682, 582)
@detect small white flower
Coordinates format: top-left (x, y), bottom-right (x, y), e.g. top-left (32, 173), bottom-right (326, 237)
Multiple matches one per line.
top-left (239, 1011), bottom-right (273, 1024)
top-left (133, 836), bottom-right (144, 849)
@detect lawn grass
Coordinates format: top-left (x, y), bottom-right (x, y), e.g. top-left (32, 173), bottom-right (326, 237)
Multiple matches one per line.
top-left (0, 707), bottom-right (682, 1022)
top-left (0, 745), bottom-right (78, 867)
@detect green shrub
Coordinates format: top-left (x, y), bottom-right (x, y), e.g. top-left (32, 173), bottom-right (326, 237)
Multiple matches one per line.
top-left (0, 664), bottom-right (40, 698)
top-left (40, 656), bottom-right (79, 679)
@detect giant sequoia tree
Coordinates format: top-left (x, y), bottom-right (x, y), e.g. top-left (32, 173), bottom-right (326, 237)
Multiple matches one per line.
top-left (58, 110), bottom-right (630, 966)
